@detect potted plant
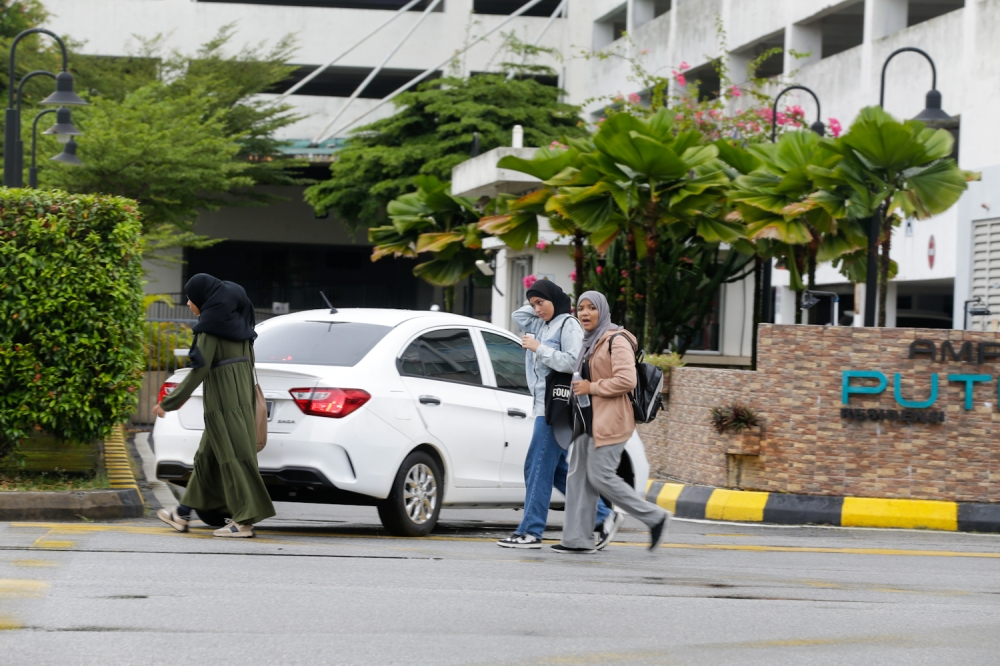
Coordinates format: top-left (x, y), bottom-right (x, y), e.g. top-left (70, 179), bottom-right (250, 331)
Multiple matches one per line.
top-left (710, 402), bottom-right (762, 455)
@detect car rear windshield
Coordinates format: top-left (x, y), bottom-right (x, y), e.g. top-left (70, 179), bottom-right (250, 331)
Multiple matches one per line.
top-left (253, 321), bottom-right (392, 367)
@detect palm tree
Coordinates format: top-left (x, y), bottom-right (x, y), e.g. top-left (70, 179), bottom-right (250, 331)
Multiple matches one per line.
top-left (369, 175), bottom-right (483, 312)
top-left (808, 107), bottom-right (978, 326)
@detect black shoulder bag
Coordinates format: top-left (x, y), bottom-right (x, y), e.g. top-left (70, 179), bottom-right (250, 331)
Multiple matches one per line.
top-left (543, 316), bottom-right (578, 449)
top-left (607, 333), bottom-right (665, 424)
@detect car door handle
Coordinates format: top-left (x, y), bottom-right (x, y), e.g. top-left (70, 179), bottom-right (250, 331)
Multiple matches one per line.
top-left (419, 395), bottom-right (441, 405)
top-left (507, 408), bottom-right (527, 418)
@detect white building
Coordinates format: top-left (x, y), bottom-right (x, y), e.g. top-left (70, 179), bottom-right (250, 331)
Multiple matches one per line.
top-left (42, 0), bottom-right (1000, 362)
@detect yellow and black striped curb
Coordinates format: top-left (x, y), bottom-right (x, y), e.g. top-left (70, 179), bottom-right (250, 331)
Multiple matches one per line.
top-left (645, 480), bottom-right (1000, 533)
top-left (103, 425), bottom-right (139, 493)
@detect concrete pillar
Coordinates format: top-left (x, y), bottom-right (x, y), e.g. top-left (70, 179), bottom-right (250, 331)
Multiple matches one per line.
top-left (853, 283), bottom-right (865, 327)
top-left (785, 22), bottom-right (822, 72)
top-left (774, 285), bottom-right (796, 325)
top-left (866, 0), bottom-right (909, 41)
top-left (885, 282), bottom-right (898, 328)
top-left (628, 0), bottom-right (655, 31)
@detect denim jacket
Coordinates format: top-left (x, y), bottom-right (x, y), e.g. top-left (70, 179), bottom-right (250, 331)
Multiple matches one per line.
top-left (512, 305), bottom-right (585, 416)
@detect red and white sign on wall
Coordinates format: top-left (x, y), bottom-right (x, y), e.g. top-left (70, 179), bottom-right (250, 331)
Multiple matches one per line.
top-left (928, 235), bottom-right (936, 269)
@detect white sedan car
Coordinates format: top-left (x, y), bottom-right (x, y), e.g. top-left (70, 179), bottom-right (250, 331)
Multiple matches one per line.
top-left (152, 308), bottom-right (650, 536)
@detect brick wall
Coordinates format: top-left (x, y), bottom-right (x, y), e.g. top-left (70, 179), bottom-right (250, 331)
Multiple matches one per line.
top-left (638, 324), bottom-right (1000, 502)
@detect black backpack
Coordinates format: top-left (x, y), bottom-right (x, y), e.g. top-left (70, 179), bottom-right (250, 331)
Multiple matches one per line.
top-left (607, 333), bottom-right (664, 424)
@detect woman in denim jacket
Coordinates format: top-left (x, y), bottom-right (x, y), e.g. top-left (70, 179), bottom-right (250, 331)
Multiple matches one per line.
top-left (497, 279), bottom-right (620, 549)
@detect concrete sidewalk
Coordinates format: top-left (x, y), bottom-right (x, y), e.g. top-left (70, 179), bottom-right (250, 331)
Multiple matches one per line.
top-left (646, 480), bottom-right (1000, 533)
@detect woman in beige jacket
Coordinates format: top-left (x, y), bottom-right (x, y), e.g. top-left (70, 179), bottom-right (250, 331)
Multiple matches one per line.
top-left (552, 291), bottom-right (671, 554)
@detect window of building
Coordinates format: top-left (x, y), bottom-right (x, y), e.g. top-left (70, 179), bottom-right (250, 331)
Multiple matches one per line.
top-left (685, 61), bottom-right (721, 102)
top-left (907, 0), bottom-right (964, 28)
top-left (398, 329), bottom-right (483, 385)
top-left (482, 332), bottom-right (530, 394)
top-left (473, 0), bottom-right (563, 16)
top-left (817, 0), bottom-right (865, 59)
top-left (266, 65), bottom-right (439, 97)
top-left (733, 30), bottom-right (784, 81)
top-left (593, 4), bottom-right (627, 50)
top-left (198, 0), bottom-right (440, 8)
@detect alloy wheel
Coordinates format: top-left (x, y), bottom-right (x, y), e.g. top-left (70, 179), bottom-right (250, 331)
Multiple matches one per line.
top-left (403, 463), bottom-right (437, 524)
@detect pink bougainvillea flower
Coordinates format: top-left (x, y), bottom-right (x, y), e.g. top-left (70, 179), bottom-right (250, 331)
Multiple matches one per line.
top-left (628, 92), bottom-right (641, 105)
top-left (709, 108), bottom-right (720, 118)
top-left (613, 93), bottom-right (624, 103)
top-left (596, 266), bottom-right (604, 275)
top-left (596, 117), bottom-right (606, 125)
top-left (829, 118), bottom-right (843, 138)
top-left (672, 70), bottom-right (686, 87)
top-left (635, 293), bottom-right (644, 300)
top-left (621, 269), bottom-right (629, 278)
top-left (548, 140), bottom-right (567, 150)
top-left (523, 275), bottom-right (538, 289)
top-left (569, 269), bottom-right (577, 282)
top-left (776, 112), bottom-right (788, 125)
top-left (675, 113), bottom-right (684, 121)
top-left (729, 85), bottom-right (742, 98)
top-left (535, 240), bottom-right (549, 250)
top-left (679, 61), bottom-right (690, 70)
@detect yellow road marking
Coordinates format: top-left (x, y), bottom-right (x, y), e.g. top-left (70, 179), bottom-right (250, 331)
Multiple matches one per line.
top-left (31, 540), bottom-right (75, 549)
top-left (10, 559), bottom-right (57, 567)
top-left (0, 614), bottom-right (24, 630)
top-left (706, 489), bottom-right (770, 522)
top-left (9, 522), bottom-right (999, 559)
top-left (0, 579), bottom-right (49, 597)
top-left (103, 425), bottom-right (139, 491)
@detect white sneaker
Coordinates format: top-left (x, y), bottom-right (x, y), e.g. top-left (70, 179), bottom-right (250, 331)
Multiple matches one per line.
top-left (213, 519), bottom-right (255, 538)
top-left (157, 508), bottom-right (189, 533)
top-left (596, 510), bottom-right (626, 551)
top-left (497, 534), bottom-right (542, 549)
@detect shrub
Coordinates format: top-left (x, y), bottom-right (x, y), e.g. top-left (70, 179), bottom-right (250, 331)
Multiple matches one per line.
top-left (0, 189), bottom-right (144, 459)
top-left (645, 352), bottom-right (685, 373)
top-left (710, 402), bottom-right (760, 435)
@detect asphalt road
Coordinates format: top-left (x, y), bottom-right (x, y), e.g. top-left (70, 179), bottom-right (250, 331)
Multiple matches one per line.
top-left (1, 502), bottom-right (999, 666)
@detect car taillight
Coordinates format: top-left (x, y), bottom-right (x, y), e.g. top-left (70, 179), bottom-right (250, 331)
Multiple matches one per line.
top-left (289, 387), bottom-right (371, 418)
top-left (157, 382), bottom-right (178, 404)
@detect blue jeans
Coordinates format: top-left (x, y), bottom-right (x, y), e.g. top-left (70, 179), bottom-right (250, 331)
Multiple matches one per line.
top-left (516, 417), bottom-right (611, 537)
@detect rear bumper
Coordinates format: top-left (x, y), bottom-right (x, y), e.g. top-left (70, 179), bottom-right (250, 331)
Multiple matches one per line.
top-left (156, 461), bottom-right (380, 506)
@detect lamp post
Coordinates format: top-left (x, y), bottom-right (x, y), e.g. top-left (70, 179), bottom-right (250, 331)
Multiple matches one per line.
top-left (867, 47), bottom-right (955, 327)
top-left (28, 107), bottom-right (82, 188)
top-left (762, 84), bottom-right (826, 325)
top-left (4, 28), bottom-right (87, 187)
top-left (770, 84), bottom-right (826, 143)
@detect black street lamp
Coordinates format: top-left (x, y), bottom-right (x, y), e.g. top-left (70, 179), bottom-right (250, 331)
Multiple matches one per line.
top-left (761, 85), bottom-right (827, 325)
top-left (770, 84), bottom-right (826, 143)
top-left (28, 107), bottom-right (82, 188)
top-left (864, 47), bottom-right (954, 327)
top-left (4, 28), bottom-right (87, 188)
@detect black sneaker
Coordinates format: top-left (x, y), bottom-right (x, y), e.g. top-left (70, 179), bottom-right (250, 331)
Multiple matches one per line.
top-left (497, 534), bottom-right (542, 549)
top-left (551, 544), bottom-right (596, 555)
top-left (596, 510), bottom-right (626, 551)
top-left (649, 511), bottom-right (672, 552)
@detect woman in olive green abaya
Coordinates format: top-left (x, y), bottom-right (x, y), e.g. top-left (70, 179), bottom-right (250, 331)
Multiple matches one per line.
top-left (153, 274), bottom-right (275, 538)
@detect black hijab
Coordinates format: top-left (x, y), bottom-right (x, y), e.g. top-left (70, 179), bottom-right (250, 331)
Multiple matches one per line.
top-left (185, 273), bottom-right (257, 369)
top-left (526, 279), bottom-right (572, 319)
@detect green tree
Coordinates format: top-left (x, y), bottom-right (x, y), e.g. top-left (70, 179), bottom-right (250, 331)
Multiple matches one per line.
top-left (304, 72), bottom-right (587, 227)
top-left (547, 109), bottom-right (741, 351)
top-left (21, 22), bottom-right (302, 259)
top-left (369, 175), bottom-right (483, 312)
top-left (808, 107), bottom-right (979, 325)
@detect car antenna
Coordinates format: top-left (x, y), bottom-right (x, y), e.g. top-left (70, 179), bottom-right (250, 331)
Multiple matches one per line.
top-left (320, 291), bottom-right (337, 314)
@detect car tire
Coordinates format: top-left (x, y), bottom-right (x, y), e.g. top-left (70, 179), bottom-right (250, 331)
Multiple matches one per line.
top-left (195, 508), bottom-right (232, 528)
top-left (377, 451), bottom-right (442, 537)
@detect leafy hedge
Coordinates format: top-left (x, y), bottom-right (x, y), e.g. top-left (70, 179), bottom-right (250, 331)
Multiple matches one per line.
top-left (0, 189), bottom-right (144, 457)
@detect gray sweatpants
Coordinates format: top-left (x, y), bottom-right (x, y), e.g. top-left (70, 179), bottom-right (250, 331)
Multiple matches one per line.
top-left (561, 434), bottom-right (668, 549)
